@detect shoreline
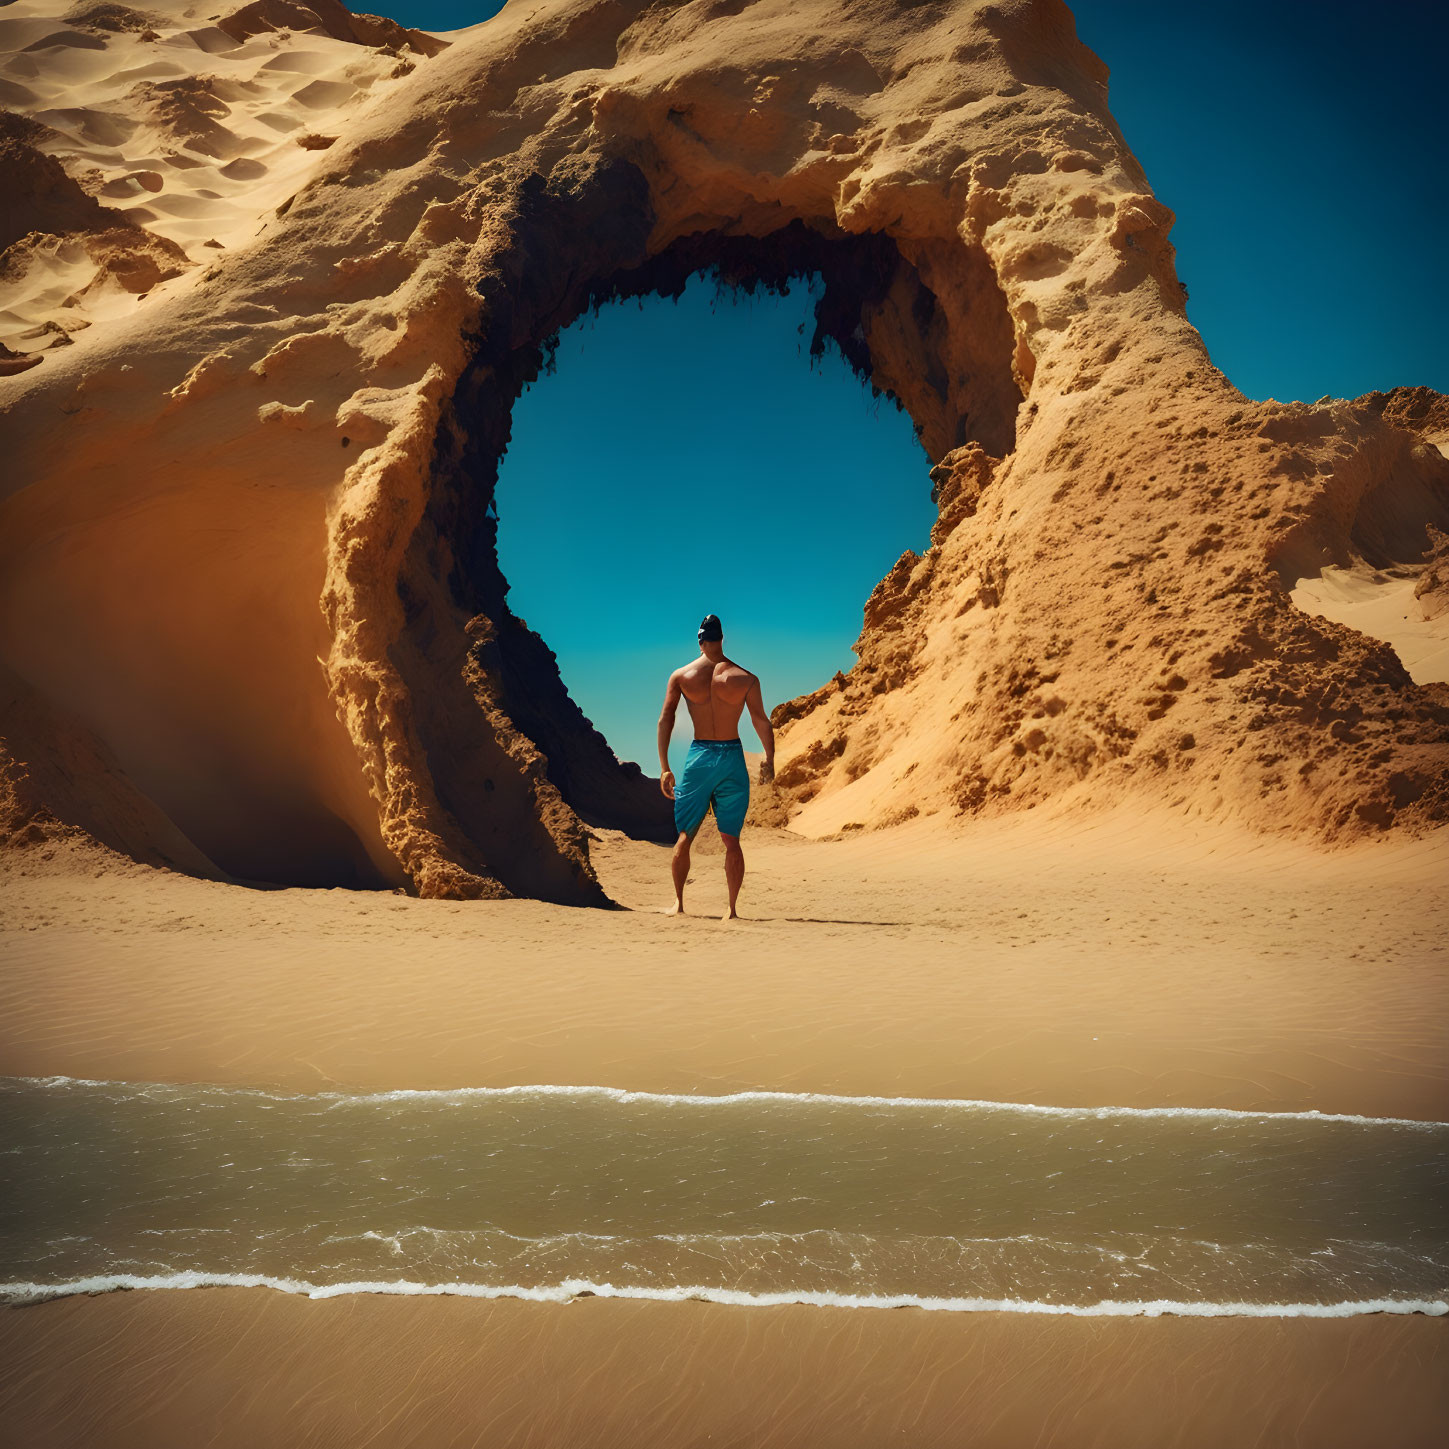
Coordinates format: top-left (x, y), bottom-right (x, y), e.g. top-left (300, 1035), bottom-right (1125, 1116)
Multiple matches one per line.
top-left (4, 1272), bottom-right (1447, 1319)
top-left (12, 1073), bottom-right (1448, 1127)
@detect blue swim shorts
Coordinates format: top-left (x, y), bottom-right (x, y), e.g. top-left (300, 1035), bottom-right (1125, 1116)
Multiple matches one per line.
top-left (673, 738), bottom-right (750, 837)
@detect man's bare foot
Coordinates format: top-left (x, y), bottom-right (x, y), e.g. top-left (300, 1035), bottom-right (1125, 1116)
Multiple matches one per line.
top-left (666, 901), bottom-right (686, 916)
top-left (720, 908), bottom-right (738, 922)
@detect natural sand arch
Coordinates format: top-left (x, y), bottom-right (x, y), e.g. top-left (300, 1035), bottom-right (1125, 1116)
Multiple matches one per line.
top-left (1, 0), bottom-right (1447, 902)
top-left (401, 207), bottom-right (1023, 900)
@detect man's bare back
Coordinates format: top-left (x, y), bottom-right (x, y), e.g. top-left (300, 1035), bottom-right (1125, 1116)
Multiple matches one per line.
top-left (671, 654), bottom-right (763, 744)
top-left (657, 615), bottom-right (775, 919)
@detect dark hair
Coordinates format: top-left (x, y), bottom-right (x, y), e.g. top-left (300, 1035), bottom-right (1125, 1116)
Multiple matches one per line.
top-left (698, 613), bottom-right (723, 643)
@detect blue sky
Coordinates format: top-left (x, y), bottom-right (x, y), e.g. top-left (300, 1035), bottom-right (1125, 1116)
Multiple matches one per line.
top-left (494, 278), bottom-right (932, 768)
top-left (372, 1), bottom-right (1446, 767)
top-left (1069, 0), bottom-right (1446, 402)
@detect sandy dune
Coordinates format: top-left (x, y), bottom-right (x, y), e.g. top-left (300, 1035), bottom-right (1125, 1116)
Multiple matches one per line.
top-left (0, 0), bottom-right (446, 360)
top-left (1293, 565), bottom-right (1449, 687)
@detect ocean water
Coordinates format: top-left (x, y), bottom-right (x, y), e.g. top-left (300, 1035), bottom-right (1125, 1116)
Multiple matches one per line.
top-left (2, 1077), bottom-right (1446, 1316)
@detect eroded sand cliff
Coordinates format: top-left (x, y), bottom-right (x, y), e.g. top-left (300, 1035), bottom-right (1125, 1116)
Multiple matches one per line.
top-left (2, 0), bottom-right (1447, 899)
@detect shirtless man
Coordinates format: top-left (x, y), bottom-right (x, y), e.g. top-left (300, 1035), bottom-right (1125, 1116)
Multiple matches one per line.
top-left (657, 614), bottom-right (775, 919)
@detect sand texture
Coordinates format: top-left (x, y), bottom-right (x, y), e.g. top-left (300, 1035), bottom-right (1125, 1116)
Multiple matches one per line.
top-left (3, 1288), bottom-right (1447, 1449)
top-left (1, 0), bottom-right (1446, 901)
top-left (4, 815), bottom-right (1446, 1119)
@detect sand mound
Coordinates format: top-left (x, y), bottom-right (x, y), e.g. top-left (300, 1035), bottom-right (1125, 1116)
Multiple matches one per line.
top-left (213, 0), bottom-right (447, 58)
top-left (1, 0), bottom-right (1446, 899)
top-left (1416, 526), bottom-right (1449, 620)
top-left (0, 129), bottom-right (113, 247)
top-left (63, 3), bottom-right (165, 33)
top-left (0, 123), bottom-right (189, 371)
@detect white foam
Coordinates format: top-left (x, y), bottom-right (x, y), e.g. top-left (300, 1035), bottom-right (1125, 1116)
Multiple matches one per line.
top-left (2, 1272), bottom-right (1445, 1318)
top-left (9, 1076), bottom-right (1446, 1129)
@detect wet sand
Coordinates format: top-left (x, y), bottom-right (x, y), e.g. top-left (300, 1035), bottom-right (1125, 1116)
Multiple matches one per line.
top-left (1, 1289), bottom-right (1446, 1449)
top-left (1, 809), bottom-right (1446, 1445)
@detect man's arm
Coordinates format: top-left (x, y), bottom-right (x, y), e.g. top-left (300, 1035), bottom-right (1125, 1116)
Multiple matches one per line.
top-left (657, 672), bottom-right (682, 798)
top-left (746, 675), bottom-right (775, 783)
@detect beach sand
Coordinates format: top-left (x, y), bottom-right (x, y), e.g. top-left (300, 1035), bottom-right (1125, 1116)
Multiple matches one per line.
top-left (2, 809), bottom-right (1446, 1446)
top-left (2, 1288), bottom-right (1446, 1449)
top-left (3, 810), bottom-right (1445, 1117)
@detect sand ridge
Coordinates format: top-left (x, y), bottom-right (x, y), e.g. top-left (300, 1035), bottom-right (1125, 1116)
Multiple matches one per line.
top-left (1293, 565), bottom-right (1449, 687)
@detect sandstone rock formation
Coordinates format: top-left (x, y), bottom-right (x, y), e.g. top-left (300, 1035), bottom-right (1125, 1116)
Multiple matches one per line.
top-left (2, 0), bottom-right (1447, 899)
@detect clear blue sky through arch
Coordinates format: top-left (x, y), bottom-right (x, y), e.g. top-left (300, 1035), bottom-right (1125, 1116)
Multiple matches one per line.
top-left (492, 274), bottom-right (933, 770)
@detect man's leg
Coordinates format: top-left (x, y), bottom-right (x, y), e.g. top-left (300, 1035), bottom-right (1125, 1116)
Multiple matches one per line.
top-left (712, 751), bottom-right (750, 921)
top-left (669, 830), bottom-right (692, 915)
top-left (721, 832), bottom-right (744, 921)
top-left (669, 743), bottom-right (706, 915)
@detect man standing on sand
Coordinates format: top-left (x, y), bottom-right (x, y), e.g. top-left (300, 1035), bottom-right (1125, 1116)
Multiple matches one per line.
top-left (657, 614), bottom-right (775, 920)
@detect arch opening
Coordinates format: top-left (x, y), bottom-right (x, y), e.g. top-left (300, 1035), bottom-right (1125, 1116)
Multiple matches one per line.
top-left (388, 164), bottom-right (1022, 902)
top-left (491, 267), bottom-right (940, 777)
